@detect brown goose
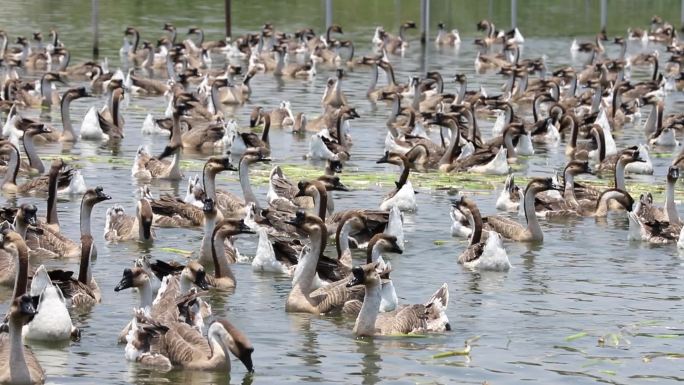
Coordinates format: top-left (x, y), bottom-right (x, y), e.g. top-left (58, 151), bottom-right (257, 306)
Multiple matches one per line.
top-left (103, 187), bottom-right (155, 242)
top-left (0, 294), bottom-right (45, 385)
top-left (454, 196), bottom-right (511, 271)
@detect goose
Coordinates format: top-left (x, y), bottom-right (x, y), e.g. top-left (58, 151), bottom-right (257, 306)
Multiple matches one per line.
top-left (296, 180), bottom-right (390, 243)
top-left (80, 87), bottom-right (125, 140)
top-left (42, 234), bottom-right (100, 308)
top-left (124, 310), bottom-right (172, 370)
top-left (18, 124), bottom-right (51, 174)
top-left (450, 202), bottom-right (473, 238)
top-left (435, 23), bottom-right (461, 46)
top-left (0, 142), bottom-right (84, 195)
top-left (635, 166), bottom-right (681, 226)
top-left (27, 187), bottom-right (110, 259)
top-left (14, 72), bottom-right (65, 109)
top-left (103, 188), bottom-right (155, 242)
top-left (454, 197), bottom-right (510, 271)
top-left (266, 162), bottom-right (347, 215)
top-left (131, 138), bottom-right (183, 180)
top-left (134, 311), bottom-right (254, 373)
top-left (22, 265), bottom-right (79, 341)
top-left (381, 21), bottom-right (416, 55)
top-left (0, 211), bottom-right (34, 289)
top-left (196, 156), bottom-right (239, 216)
top-left (496, 174), bottom-right (522, 212)
top-left (56, 87), bottom-right (92, 143)
top-left (346, 262), bottom-right (450, 336)
top-left (628, 210), bottom-right (680, 244)
top-left (376, 152), bottom-right (417, 212)
top-left (0, 295), bottom-right (44, 385)
top-left (484, 177), bottom-right (562, 242)
top-left (284, 211), bottom-right (365, 314)
top-left (207, 218), bottom-right (255, 289)
top-left (272, 45), bottom-right (316, 78)
top-left (114, 267), bottom-right (155, 343)
top-left (238, 108), bottom-right (271, 152)
top-left (363, 233), bottom-right (403, 312)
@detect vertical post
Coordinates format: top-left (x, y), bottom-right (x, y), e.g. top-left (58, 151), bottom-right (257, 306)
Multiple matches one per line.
top-left (91, 0), bottom-right (99, 58)
top-left (600, 0), bottom-right (607, 31)
top-left (224, 0), bottom-right (232, 38)
top-left (420, 0), bottom-right (427, 44)
top-left (511, 0), bottom-right (517, 29)
top-left (325, 0), bottom-right (333, 30)
top-left (488, 0), bottom-right (494, 21)
top-left (681, 0), bottom-right (684, 31)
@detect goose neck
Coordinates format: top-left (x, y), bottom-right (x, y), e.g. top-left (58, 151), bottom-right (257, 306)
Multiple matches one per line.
top-left (23, 133), bottom-right (43, 173)
top-left (292, 227), bottom-right (324, 294)
top-left (523, 187), bottom-right (543, 241)
top-left (336, 221), bottom-right (352, 260)
top-left (563, 173), bottom-right (579, 207)
top-left (80, 200), bottom-right (94, 237)
top-left (1, 146), bottom-right (19, 187)
top-left (60, 94), bottom-right (75, 141)
top-left (8, 313), bottom-right (30, 384)
top-left (239, 159), bottom-right (258, 208)
top-left (46, 167), bottom-right (59, 226)
top-left (138, 280), bottom-right (154, 309)
top-left (12, 246), bottom-right (29, 299)
top-left (354, 281), bottom-right (381, 336)
top-left (77, 238), bottom-right (92, 284)
top-left (666, 178), bottom-right (680, 225)
top-left (615, 159), bottom-right (626, 189)
top-left (468, 205), bottom-right (483, 245)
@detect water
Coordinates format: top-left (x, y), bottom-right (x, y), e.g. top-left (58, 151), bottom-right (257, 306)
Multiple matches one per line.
top-left (0, 1), bottom-right (683, 384)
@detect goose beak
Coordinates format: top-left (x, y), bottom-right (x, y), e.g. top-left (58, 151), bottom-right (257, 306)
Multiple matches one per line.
top-left (333, 182), bottom-right (349, 192)
top-left (195, 272), bottom-right (210, 291)
top-left (20, 295), bottom-right (36, 316)
top-left (376, 152), bottom-right (389, 164)
top-left (238, 220), bottom-right (255, 234)
top-left (114, 270), bottom-right (133, 292)
top-left (346, 273), bottom-right (364, 287)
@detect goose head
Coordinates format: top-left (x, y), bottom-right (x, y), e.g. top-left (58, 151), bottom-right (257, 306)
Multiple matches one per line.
top-left (296, 180), bottom-right (326, 199)
top-left (114, 267), bottom-right (150, 292)
top-left (667, 165), bottom-right (680, 183)
top-left (525, 177), bottom-right (562, 195)
top-left (182, 261), bottom-right (210, 290)
top-left (240, 147), bottom-right (271, 166)
top-left (208, 319), bottom-right (255, 373)
top-left (346, 262), bottom-right (387, 287)
top-left (215, 218), bottom-right (254, 238)
top-left (43, 72), bottom-right (66, 85)
top-left (10, 294), bottom-right (37, 323)
top-left (620, 146), bottom-right (644, 164)
top-left (82, 186), bottom-right (112, 207)
top-left (205, 156), bottom-right (238, 174)
top-left (162, 23), bottom-right (175, 33)
top-left (124, 27), bottom-right (139, 37)
top-left (15, 36), bottom-right (28, 46)
top-left (326, 159), bottom-right (344, 174)
top-left (376, 151), bottom-right (407, 167)
top-left (368, 234), bottom-right (403, 256)
top-left (64, 86), bottom-right (92, 101)
top-left (564, 160), bottom-right (593, 177)
top-left (24, 123), bottom-right (51, 137)
top-left (317, 175), bottom-right (349, 192)
top-left (136, 193), bottom-right (154, 240)
top-left (15, 203), bottom-right (37, 227)
top-left (249, 106), bottom-right (264, 127)
top-left (598, 189), bottom-right (635, 212)
top-left (0, 228), bottom-right (26, 256)
top-left (284, 211), bottom-right (326, 235)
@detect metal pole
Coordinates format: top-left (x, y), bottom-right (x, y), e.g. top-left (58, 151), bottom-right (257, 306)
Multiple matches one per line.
top-left (224, 0), bottom-right (232, 38)
top-left (600, 0), bottom-right (607, 31)
top-left (325, 0), bottom-right (333, 29)
top-left (681, 0), bottom-right (684, 30)
top-left (511, 0), bottom-right (517, 29)
top-left (92, 0), bottom-right (99, 58)
top-left (420, 0), bottom-right (427, 44)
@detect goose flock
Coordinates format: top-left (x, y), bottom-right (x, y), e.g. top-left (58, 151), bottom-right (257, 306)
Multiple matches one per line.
top-left (0, 12), bottom-right (682, 384)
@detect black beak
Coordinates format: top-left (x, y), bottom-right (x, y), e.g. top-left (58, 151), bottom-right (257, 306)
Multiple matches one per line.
top-left (25, 213), bottom-right (37, 226)
top-left (20, 295), bottom-right (36, 316)
top-left (195, 271), bottom-right (210, 290)
top-left (346, 267), bottom-right (364, 287)
top-left (238, 220), bottom-right (255, 234)
top-left (376, 152), bottom-right (389, 164)
top-left (157, 145), bottom-right (177, 160)
top-left (240, 350), bottom-right (254, 373)
top-left (114, 269), bottom-right (134, 292)
top-left (257, 157), bottom-right (272, 163)
top-left (333, 182), bottom-right (349, 192)
top-left (223, 159), bottom-right (237, 171)
top-left (392, 244), bottom-right (403, 254)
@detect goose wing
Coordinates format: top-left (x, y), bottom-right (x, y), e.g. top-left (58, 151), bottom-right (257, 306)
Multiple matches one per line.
top-left (483, 215), bottom-right (525, 240)
top-left (377, 305), bottom-right (427, 335)
top-left (97, 110), bottom-right (123, 139)
top-left (150, 195), bottom-right (204, 227)
top-left (458, 243), bottom-right (485, 264)
top-left (160, 322), bottom-right (211, 366)
top-left (182, 123), bottom-right (224, 149)
top-left (311, 283), bottom-right (365, 314)
top-left (105, 208), bottom-right (136, 240)
top-left (131, 75), bottom-right (169, 95)
top-left (47, 269), bottom-right (98, 307)
top-left (215, 189), bottom-right (246, 215)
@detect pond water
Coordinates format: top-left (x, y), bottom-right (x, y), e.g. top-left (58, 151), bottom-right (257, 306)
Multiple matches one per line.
top-left (0, 1), bottom-right (683, 384)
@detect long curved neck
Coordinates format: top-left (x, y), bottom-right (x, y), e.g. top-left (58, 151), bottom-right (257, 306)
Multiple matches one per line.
top-left (170, 111), bottom-right (183, 146)
top-left (112, 93), bottom-right (121, 127)
top-left (261, 116), bottom-right (270, 145)
top-left (23, 133), bottom-right (43, 173)
top-left (12, 247), bottom-right (29, 298)
top-left (615, 159), bottom-right (626, 189)
top-left (439, 121), bottom-right (460, 165)
top-left (563, 173), bottom-right (579, 207)
top-left (210, 83), bottom-right (222, 114)
top-left (292, 226), bottom-right (324, 295)
top-left (138, 279), bottom-right (153, 309)
top-left (212, 229), bottom-right (235, 281)
top-left (396, 158), bottom-right (410, 187)
top-left (523, 187), bottom-right (543, 240)
top-left (203, 168), bottom-right (218, 201)
top-left (368, 64), bottom-right (378, 95)
top-left (652, 58), bottom-right (659, 81)
top-left (1, 146), bottom-right (19, 187)
top-left (46, 168), bottom-right (59, 226)
top-left (569, 117), bottom-right (578, 149)
top-left (354, 280), bottom-right (381, 336)
top-left (314, 187), bottom-right (328, 221)
top-left (666, 178), bottom-right (680, 225)
top-left (41, 77), bottom-right (54, 107)
top-left (60, 94), bottom-right (75, 141)
top-left (8, 312), bottom-right (31, 384)
top-left (336, 221), bottom-right (352, 260)
top-left (202, 213), bottom-right (217, 261)
top-left (457, 79), bottom-right (466, 104)
top-left (80, 200), bottom-right (94, 237)
top-left (239, 160), bottom-right (257, 208)
top-left (596, 129), bottom-right (606, 162)
top-left (77, 238), bottom-right (92, 284)
top-left (336, 115), bottom-right (346, 147)
top-left (468, 205), bottom-right (483, 245)
top-left (532, 95), bottom-right (543, 122)
top-left (132, 31), bottom-right (140, 53)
